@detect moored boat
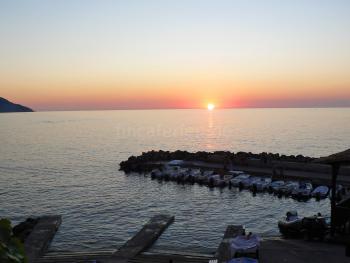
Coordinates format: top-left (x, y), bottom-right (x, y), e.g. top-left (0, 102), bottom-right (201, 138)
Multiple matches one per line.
top-left (268, 180), bottom-right (285, 193)
top-left (278, 211), bottom-right (330, 239)
top-left (150, 168), bottom-right (163, 180)
top-left (277, 181), bottom-right (299, 196)
top-left (251, 177), bottom-right (272, 192)
top-left (176, 168), bottom-right (189, 183)
top-left (208, 174), bottom-right (223, 187)
top-left (222, 174), bottom-right (234, 186)
top-left (311, 185), bottom-right (329, 199)
top-left (164, 166), bottom-right (181, 181)
top-left (188, 168), bottom-right (201, 183)
top-left (240, 176), bottom-right (261, 189)
top-left (229, 174), bottom-right (251, 187)
top-left (278, 211), bottom-right (302, 237)
top-left (197, 170), bottom-right (213, 184)
top-left (291, 182), bottom-right (313, 200)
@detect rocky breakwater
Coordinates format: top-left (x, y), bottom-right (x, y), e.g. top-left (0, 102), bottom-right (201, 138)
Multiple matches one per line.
top-left (119, 150), bottom-right (314, 173)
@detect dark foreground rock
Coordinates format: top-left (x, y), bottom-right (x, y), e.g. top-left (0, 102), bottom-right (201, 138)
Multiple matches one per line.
top-left (13, 217), bottom-right (39, 242)
top-left (0, 97), bottom-right (34, 112)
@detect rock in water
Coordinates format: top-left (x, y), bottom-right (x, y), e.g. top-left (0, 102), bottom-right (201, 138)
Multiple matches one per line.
top-left (0, 97), bottom-right (34, 112)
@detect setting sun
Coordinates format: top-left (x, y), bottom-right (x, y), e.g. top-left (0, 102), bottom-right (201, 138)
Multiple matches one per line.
top-left (207, 103), bottom-right (215, 111)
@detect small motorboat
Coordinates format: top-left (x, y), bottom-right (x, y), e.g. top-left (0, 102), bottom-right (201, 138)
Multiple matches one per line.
top-left (183, 169), bottom-right (194, 183)
top-left (161, 166), bottom-right (175, 180)
top-left (278, 211), bottom-right (302, 237)
top-left (222, 174), bottom-right (234, 186)
top-left (208, 174), bottom-right (225, 187)
top-left (176, 168), bottom-right (189, 183)
top-left (150, 168), bottom-right (163, 180)
top-left (268, 180), bottom-right (285, 193)
top-left (277, 181), bottom-right (299, 196)
top-left (292, 182), bottom-right (313, 199)
top-left (160, 166), bottom-right (174, 181)
top-left (230, 174), bottom-right (251, 187)
top-left (240, 176), bottom-right (261, 189)
top-left (168, 170), bottom-right (180, 181)
top-left (165, 166), bottom-right (181, 181)
top-left (311, 186), bottom-right (329, 199)
top-left (301, 214), bottom-right (330, 240)
top-left (278, 211), bottom-right (330, 240)
top-left (188, 168), bottom-right (201, 183)
top-left (251, 177), bottom-right (272, 192)
top-left (197, 170), bottom-right (213, 184)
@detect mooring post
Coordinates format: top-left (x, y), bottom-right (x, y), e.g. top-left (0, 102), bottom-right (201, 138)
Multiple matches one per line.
top-left (331, 164), bottom-right (339, 236)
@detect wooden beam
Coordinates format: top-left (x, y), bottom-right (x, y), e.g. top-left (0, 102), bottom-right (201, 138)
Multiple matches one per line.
top-left (108, 215), bottom-right (174, 262)
top-left (331, 164), bottom-right (340, 236)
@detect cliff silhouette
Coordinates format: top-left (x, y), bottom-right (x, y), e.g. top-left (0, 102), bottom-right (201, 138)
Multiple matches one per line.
top-left (0, 97), bottom-right (34, 112)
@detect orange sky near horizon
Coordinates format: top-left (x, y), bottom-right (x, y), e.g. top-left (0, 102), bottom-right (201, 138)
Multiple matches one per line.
top-left (2, 66), bottom-right (349, 110)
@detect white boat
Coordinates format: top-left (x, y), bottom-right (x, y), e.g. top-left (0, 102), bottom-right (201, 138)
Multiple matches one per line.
top-left (269, 180), bottom-right (285, 193)
top-left (208, 174), bottom-right (224, 187)
top-left (188, 169), bottom-right (201, 183)
top-left (197, 170), bottom-right (213, 184)
top-left (222, 174), bottom-right (234, 186)
top-left (163, 166), bottom-right (180, 181)
top-left (311, 186), bottom-right (329, 199)
top-left (251, 177), bottom-right (272, 192)
top-left (278, 181), bottom-right (299, 196)
top-left (176, 168), bottom-right (189, 183)
top-left (292, 182), bottom-right (313, 199)
top-left (229, 174), bottom-right (250, 187)
top-left (241, 176), bottom-right (261, 189)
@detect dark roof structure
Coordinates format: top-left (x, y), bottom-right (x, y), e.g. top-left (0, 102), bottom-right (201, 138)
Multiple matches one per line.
top-left (314, 148), bottom-right (350, 165)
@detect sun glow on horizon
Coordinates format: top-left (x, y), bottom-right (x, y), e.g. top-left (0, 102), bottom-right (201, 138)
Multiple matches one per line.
top-left (207, 103), bottom-right (215, 111)
top-left (1, 1), bottom-right (350, 110)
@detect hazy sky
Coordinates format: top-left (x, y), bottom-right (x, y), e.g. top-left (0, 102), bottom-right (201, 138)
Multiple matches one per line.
top-left (1, 0), bottom-right (350, 110)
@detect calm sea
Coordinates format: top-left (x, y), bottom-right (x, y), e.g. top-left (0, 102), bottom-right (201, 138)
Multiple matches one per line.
top-left (1, 108), bottom-right (349, 252)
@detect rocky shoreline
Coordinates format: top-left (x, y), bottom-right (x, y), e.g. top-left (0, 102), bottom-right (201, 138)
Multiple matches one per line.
top-left (120, 150), bottom-right (315, 173)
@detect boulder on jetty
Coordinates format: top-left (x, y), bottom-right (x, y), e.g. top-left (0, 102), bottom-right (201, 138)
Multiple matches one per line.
top-left (119, 150), bottom-right (314, 173)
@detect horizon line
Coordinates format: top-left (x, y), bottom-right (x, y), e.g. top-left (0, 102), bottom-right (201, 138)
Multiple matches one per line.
top-left (31, 106), bottom-right (350, 112)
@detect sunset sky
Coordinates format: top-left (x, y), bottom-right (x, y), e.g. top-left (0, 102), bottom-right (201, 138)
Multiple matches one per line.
top-left (1, 0), bottom-right (350, 110)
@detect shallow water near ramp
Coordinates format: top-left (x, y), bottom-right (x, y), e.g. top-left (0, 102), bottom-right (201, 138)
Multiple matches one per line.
top-left (0, 108), bottom-right (349, 252)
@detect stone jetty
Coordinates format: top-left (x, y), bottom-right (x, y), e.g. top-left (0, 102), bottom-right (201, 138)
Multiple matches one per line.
top-left (119, 150), bottom-right (350, 186)
top-left (120, 150), bottom-right (315, 174)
